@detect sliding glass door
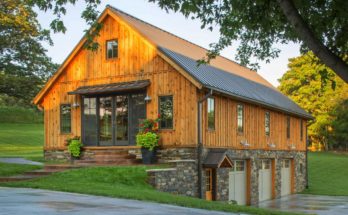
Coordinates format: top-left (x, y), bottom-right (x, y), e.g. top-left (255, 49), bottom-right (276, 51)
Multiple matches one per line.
top-left (82, 92), bottom-right (145, 146)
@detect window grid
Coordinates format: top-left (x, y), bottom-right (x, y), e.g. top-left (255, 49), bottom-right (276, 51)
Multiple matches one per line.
top-left (207, 97), bottom-right (215, 130)
top-left (60, 104), bottom-right (71, 134)
top-left (159, 96), bottom-right (173, 129)
top-left (106, 39), bottom-right (118, 59)
top-left (265, 111), bottom-right (270, 136)
top-left (237, 104), bottom-right (244, 133)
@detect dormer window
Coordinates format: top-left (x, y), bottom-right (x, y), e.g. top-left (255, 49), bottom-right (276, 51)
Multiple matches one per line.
top-left (106, 39), bottom-right (118, 59)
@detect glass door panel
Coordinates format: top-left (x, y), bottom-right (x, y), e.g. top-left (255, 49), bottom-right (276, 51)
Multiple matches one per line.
top-left (99, 97), bottom-right (113, 146)
top-left (82, 97), bottom-right (98, 146)
top-left (129, 93), bottom-right (146, 145)
top-left (115, 95), bottom-right (128, 145)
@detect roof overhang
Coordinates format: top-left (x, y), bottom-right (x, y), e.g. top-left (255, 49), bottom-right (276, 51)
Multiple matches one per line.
top-left (203, 150), bottom-right (233, 168)
top-left (68, 80), bottom-right (150, 95)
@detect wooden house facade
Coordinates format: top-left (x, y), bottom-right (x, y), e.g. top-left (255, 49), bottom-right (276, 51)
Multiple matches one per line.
top-left (33, 6), bottom-right (312, 205)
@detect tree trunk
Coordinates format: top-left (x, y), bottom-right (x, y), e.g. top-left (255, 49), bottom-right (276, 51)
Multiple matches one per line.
top-left (277, 0), bottom-right (348, 83)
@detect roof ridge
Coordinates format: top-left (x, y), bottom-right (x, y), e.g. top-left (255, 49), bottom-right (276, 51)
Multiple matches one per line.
top-left (106, 4), bottom-right (255, 72)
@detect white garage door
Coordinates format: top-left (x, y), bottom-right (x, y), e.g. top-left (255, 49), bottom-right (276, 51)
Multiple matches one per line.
top-left (281, 159), bottom-right (291, 196)
top-left (229, 160), bottom-right (247, 205)
top-left (259, 159), bottom-right (272, 202)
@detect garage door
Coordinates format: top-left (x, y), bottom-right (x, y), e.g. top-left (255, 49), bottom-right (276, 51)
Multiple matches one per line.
top-left (229, 160), bottom-right (247, 205)
top-left (281, 159), bottom-right (291, 196)
top-left (259, 159), bottom-right (272, 202)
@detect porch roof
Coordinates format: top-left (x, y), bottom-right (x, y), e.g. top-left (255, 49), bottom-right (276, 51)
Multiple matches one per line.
top-left (203, 150), bottom-right (233, 168)
top-left (68, 80), bottom-right (150, 95)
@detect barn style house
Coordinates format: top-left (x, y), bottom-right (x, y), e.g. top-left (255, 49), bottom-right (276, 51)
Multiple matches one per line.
top-left (33, 5), bottom-right (312, 205)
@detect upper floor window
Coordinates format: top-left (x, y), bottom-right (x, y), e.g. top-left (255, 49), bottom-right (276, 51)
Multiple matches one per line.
top-left (159, 96), bottom-right (173, 129)
top-left (60, 104), bottom-right (71, 134)
top-left (106, 39), bottom-right (118, 59)
top-left (300, 119), bottom-right (304, 141)
top-left (237, 104), bottom-right (244, 133)
top-left (286, 116), bottom-right (291, 139)
top-left (207, 97), bottom-right (215, 130)
top-left (265, 111), bottom-right (270, 136)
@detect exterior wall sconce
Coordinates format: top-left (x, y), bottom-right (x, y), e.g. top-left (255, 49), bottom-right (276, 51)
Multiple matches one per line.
top-left (288, 144), bottom-right (296, 150)
top-left (144, 94), bottom-right (151, 103)
top-left (268, 142), bottom-right (276, 148)
top-left (240, 139), bottom-right (250, 147)
top-left (72, 102), bottom-right (80, 108)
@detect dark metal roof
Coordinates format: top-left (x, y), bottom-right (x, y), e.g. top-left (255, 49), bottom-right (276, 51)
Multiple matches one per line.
top-left (203, 150), bottom-right (233, 168)
top-left (159, 47), bottom-right (313, 119)
top-left (68, 80), bottom-right (150, 95)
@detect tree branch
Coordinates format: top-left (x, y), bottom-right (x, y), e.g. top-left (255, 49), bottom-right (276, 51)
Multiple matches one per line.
top-left (277, 0), bottom-right (348, 83)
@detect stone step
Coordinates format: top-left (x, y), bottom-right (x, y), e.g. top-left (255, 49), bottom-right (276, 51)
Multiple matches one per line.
top-left (44, 164), bottom-right (80, 171)
top-left (0, 175), bottom-right (40, 182)
top-left (74, 159), bottom-right (140, 166)
top-left (24, 169), bottom-right (61, 176)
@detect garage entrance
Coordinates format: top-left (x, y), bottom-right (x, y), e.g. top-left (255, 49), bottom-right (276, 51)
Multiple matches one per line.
top-left (281, 159), bottom-right (292, 196)
top-left (258, 159), bottom-right (272, 202)
top-left (228, 160), bottom-right (247, 205)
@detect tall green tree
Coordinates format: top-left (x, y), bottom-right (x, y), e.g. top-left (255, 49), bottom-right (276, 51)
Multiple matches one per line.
top-left (278, 52), bottom-right (348, 150)
top-left (29, 0), bottom-right (348, 82)
top-left (0, 0), bottom-right (58, 107)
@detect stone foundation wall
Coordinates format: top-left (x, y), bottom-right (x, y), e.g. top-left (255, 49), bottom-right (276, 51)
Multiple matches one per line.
top-left (157, 148), bottom-right (197, 163)
top-left (147, 160), bottom-right (198, 197)
top-left (44, 150), bottom-right (70, 161)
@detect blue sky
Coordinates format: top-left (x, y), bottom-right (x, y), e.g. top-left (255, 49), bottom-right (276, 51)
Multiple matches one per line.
top-left (36, 0), bottom-right (300, 86)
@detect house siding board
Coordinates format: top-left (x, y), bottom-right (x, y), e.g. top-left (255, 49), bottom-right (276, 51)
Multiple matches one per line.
top-left (201, 94), bottom-right (306, 151)
top-left (42, 15), bottom-right (198, 149)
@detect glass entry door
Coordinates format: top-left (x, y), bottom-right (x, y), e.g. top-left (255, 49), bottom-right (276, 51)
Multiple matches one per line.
top-left (82, 92), bottom-right (146, 146)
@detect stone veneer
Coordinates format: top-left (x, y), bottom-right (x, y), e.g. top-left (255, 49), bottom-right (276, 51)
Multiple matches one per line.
top-left (152, 147), bottom-right (307, 205)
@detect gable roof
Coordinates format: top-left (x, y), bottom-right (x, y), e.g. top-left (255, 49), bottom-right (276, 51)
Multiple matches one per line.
top-left (33, 5), bottom-right (312, 119)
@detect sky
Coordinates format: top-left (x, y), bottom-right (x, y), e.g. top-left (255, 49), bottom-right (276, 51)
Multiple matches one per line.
top-left (36, 0), bottom-right (300, 87)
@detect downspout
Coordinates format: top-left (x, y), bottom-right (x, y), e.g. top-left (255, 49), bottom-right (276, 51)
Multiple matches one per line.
top-left (197, 89), bottom-right (213, 199)
top-left (306, 125), bottom-right (309, 189)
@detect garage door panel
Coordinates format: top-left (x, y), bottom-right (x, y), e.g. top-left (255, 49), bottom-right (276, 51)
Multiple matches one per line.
top-left (259, 160), bottom-right (272, 202)
top-left (281, 160), bottom-right (291, 196)
top-left (229, 160), bottom-right (246, 205)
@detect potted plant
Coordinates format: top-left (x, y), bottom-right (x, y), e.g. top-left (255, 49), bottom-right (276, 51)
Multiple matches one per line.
top-left (67, 136), bottom-right (82, 163)
top-left (136, 116), bottom-right (160, 164)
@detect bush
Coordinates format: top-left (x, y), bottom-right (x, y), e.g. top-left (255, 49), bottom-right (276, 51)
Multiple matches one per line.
top-left (67, 137), bottom-right (82, 158)
top-left (136, 132), bottom-right (159, 151)
top-left (0, 106), bottom-right (43, 123)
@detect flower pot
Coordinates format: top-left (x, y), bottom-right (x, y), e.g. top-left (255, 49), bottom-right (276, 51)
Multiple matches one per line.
top-left (141, 147), bottom-right (157, 164)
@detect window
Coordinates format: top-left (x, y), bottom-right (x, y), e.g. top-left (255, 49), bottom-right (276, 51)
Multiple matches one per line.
top-left (106, 39), bottom-right (118, 59)
top-left (83, 98), bottom-right (97, 146)
top-left (207, 97), bottom-right (215, 130)
top-left (265, 111), bottom-right (270, 136)
top-left (159, 96), bottom-right (173, 129)
top-left (286, 116), bottom-right (291, 139)
top-left (300, 119), bottom-right (303, 141)
top-left (60, 104), bottom-right (71, 134)
top-left (237, 104), bottom-right (244, 133)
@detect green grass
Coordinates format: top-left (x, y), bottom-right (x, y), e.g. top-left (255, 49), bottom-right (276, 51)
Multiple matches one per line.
top-left (302, 152), bottom-right (348, 196)
top-left (1, 166), bottom-right (301, 215)
top-left (0, 123), bottom-right (43, 160)
top-left (0, 162), bottom-right (41, 177)
top-left (0, 106), bottom-right (43, 123)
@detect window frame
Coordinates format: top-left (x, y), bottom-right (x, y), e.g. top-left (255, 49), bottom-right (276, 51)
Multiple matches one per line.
top-left (286, 116), bottom-right (291, 139)
top-left (60, 104), bottom-right (72, 134)
top-left (158, 95), bottom-right (174, 130)
top-left (207, 97), bottom-right (215, 130)
top-left (237, 104), bottom-right (244, 134)
top-left (265, 111), bottom-right (270, 136)
top-left (106, 39), bottom-right (118, 60)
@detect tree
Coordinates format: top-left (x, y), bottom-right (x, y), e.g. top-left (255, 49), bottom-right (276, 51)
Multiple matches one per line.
top-left (29, 0), bottom-right (348, 82)
top-left (0, 0), bottom-right (58, 107)
top-left (330, 99), bottom-right (348, 150)
top-left (278, 52), bottom-right (348, 150)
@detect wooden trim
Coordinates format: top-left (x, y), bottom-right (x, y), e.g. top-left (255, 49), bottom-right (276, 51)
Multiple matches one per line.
top-left (83, 146), bottom-right (140, 150)
top-left (217, 156), bottom-right (233, 168)
top-left (271, 159), bottom-right (276, 199)
top-left (246, 159), bottom-right (251, 205)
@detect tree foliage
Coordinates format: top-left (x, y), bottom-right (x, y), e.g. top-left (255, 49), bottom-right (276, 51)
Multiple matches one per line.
top-left (0, 0), bottom-right (58, 107)
top-left (279, 52), bottom-right (348, 150)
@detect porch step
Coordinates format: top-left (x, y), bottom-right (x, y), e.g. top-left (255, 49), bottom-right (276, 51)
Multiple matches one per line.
top-left (24, 169), bottom-right (62, 176)
top-left (0, 175), bottom-right (41, 182)
top-left (44, 164), bottom-right (80, 171)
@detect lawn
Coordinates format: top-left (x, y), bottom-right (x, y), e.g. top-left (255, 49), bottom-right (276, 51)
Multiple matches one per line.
top-left (1, 166), bottom-right (301, 215)
top-left (303, 152), bottom-right (348, 196)
top-left (0, 162), bottom-right (41, 177)
top-left (0, 123), bottom-right (43, 160)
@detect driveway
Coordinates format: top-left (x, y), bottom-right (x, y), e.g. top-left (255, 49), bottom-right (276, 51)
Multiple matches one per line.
top-left (0, 187), bottom-right (236, 215)
top-left (258, 194), bottom-right (348, 215)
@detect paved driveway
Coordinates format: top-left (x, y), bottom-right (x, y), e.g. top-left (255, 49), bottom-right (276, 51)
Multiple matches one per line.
top-left (0, 187), bottom-right (235, 215)
top-left (258, 194), bottom-right (348, 215)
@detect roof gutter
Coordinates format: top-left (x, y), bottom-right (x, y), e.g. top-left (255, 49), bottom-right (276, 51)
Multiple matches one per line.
top-left (197, 89), bottom-right (213, 199)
